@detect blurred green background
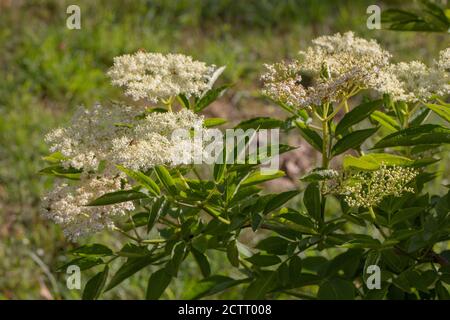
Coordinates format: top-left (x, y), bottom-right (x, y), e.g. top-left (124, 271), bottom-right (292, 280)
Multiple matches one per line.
top-left (0, 0), bottom-right (448, 299)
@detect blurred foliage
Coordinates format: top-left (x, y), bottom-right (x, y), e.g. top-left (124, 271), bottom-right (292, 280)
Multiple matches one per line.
top-left (0, 0), bottom-right (448, 299)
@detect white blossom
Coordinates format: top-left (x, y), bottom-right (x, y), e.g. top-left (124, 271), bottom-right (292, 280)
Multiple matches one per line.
top-left (107, 52), bottom-right (216, 102)
top-left (41, 173), bottom-right (135, 241)
top-left (330, 165), bottom-right (418, 208)
top-left (46, 105), bottom-right (208, 171)
top-left (437, 48), bottom-right (450, 71)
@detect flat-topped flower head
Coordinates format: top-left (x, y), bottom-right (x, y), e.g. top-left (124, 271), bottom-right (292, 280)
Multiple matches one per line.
top-left (378, 60), bottom-right (450, 102)
top-left (107, 52), bottom-right (216, 102)
top-left (299, 31), bottom-right (391, 81)
top-left (41, 173), bottom-right (135, 241)
top-left (330, 165), bottom-right (418, 208)
top-left (45, 105), bottom-right (208, 171)
top-left (261, 32), bottom-right (393, 108)
top-left (437, 48), bottom-right (450, 72)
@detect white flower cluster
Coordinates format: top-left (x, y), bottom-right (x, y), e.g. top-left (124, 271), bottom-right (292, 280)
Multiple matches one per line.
top-left (41, 173), bottom-right (135, 241)
top-left (299, 31), bottom-right (391, 82)
top-left (43, 51), bottom-right (218, 241)
top-left (331, 165), bottom-right (418, 208)
top-left (437, 48), bottom-right (450, 71)
top-left (46, 105), bottom-right (206, 171)
top-left (378, 60), bottom-right (450, 102)
top-left (107, 52), bottom-right (216, 102)
top-left (261, 32), bottom-right (449, 107)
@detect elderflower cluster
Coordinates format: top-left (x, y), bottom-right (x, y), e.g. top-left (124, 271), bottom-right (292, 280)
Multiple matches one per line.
top-left (262, 32), bottom-right (391, 108)
top-left (331, 165), bottom-right (418, 208)
top-left (41, 173), bottom-right (135, 241)
top-left (299, 31), bottom-right (391, 82)
top-left (261, 32), bottom-right (449, 107)
top-left (46, 105), bottom-right (207, 171)
top-left (379, 60), bottom-right (450, 102)
top-left (107, 52), bottom-right (216, 102)
top-left (437, 48), bottom-right (450, 71)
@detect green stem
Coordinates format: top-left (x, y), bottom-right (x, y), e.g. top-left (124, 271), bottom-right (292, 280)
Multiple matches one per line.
top-left (368, 206), bottom-right (376, 221)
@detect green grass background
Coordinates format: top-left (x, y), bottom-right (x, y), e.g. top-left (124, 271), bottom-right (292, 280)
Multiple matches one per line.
top-left (0, 0), bottom-right (448, 299)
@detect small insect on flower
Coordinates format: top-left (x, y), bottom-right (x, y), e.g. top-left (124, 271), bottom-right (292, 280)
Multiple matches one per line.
top-left (329, 165), bottom-right (419, 209)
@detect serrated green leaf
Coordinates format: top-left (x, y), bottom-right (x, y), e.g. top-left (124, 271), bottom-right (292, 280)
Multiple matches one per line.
top-left (71, 244), bottom-right (113, 257)
top-left (204, 118), bottom-right (227, 127)
top-left (87, 190), bottom-right (147, 206)
top-left (191, 248), bottom-right (211, 278)
top-left (373, 124), bottom-right (450, 149)
top-left (318, 278), bottom-right (355, 300)
top-left (116, 165), bottom-right (160, 196)
top-left (335, 100), bottom-right (382, 136)
top-left (241, 170), bottom-right (285, 187)
top-left (235, 117), bottom-right (284, 130)
top-left (227, 240), bottom-right (240, 267)
top-left (82, 265), bottom-right (109, 300)
top-left (263, 190), bottom-right (299, 215)
top-left (304, 183), bottom-right (321, 223)
top-left (146, 268), bottom-right (172, 300)
top-left (332, 127), bottom-right (379, 156)
top-left (295, 120), bottom-right (323, 152)
top-left (154, 166), bottom-right (178, 195)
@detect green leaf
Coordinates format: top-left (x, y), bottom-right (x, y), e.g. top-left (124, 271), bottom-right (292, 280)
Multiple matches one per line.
top-left (177, 94), bottom-right (190, 109)
top-left (241, 170), bottom-right (285, 187)
top-left (370, 111), bottom-right (400, 132)
top-left (147, 198), bottom-right (166, 233)
top-left (390, 207), bottom-right (424, 226)
top-left (166, 242), bottom-right (187, 277)
top-left (213, 146), bottom-right (226, 183)
top-left (87, 190), bottom-right (147, 206)
top-left (105, 255), bottom-right (160, 291)
top-left (425, 103), bottom-right (450, 123)
top-left (304, 183), bottom-right (321, 223)
top-left (246, 253), bottom-right (281, 267)
top-left (373, 124), bottom-right (450, 149)
top-left (227, 240), bottom-right (240, 267)
top-left (204, 118), bottom-right (227, 127)
top-left (263, 190), bottom-right (299, 215)
top-left (335, 100), bottom-right (382, 136)
top-left (318, 278), bottom-right (355, 300)
top-left (409, 108), bottom-right (431, 127)
top-left (184, 275), bottom-right (247, 300)
top-left (191, 248), bottom-right (211, 278)
top-left (42, 152), bottom-right (67, 163)
top-left (82, 265), bottom-right (109, 300)
top-left (289, 256), bottom-right (303, 278)
top-left (276, 212), bottom-right (317, 234)
top-left (71, 244), bottom-right (113, 257)
top-left (38, 165), bottom-right (81, 180)
top-left (146, 268), bottom-right (172, 300)
top-left (244, 271), bottom-right (277, 300)
top-left (343, 153), bottom-right (415, 171)
top-left (116, 165), bottom-right (160, 196)
top-left (332, 127), bottom-right (379, 156)
top-left (202, 204), bottom-right (230, 224)
top-left (300, 168), bottom-right (337, 182)
top-left (117, 244), bottom-right (150, 258)
top-left (57, 257), bottom-right (104, 272)
top-left (295, 120), bottom-right (323, 152)
top-left (256, 237), bottom-right (290, 255)
top-left (195, 85), bottom-right (229, 112)
top-left (436, 281), bottom-right (450, 300)
top-left (154, 166), bottom-right (178, 195)
top-left (236, 117), bottom-right (284, 130)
